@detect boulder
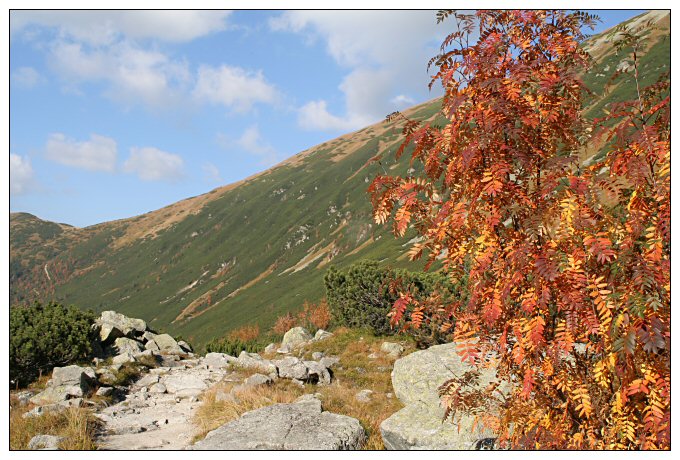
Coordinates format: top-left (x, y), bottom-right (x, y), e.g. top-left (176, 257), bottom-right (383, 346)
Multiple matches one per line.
top-left (381, 342), bottom-right (404, 358)
top-left (136, 373), bottom-right (160, 387)
top-left (264, 343), bottom-right (277, 354)
top-left (112, 352), bottom-right (136, 365)
top-left (243, 373), bottom-right (273, 388)
top-left (162, 374), bottom-right (208, 398)
top-left (51, 365), bottom-right (96, 390)
top-left (313, 329), bottom-right (333, 341)
top-left (97, 311), bottom-right (146, 340)
top-left (189, 395), bottom-right (365, 450)
top-left (113, 337), bottom-right (144, 355)
top-left (311, 352), bottom-right (325, 360)
top-left (281, 327), bottom-right (312, 349)
top-left (203, 352), bottom-right (237, 369)
top-left (149, 383), bottom-right (167, 394)
top-left (380, 342), bottom-right (506, 450)
top-left (237, 351), bottom-right (277, 375)
top-left (273, 357), bottom-right (308, 381)
top-left (276, 345), bottom-right (291, 354)
top-left (144, 340), bottom-right (160, 352)
top-left (98, 323), bottom-right (124, 345)
top-left (319, 356), bottom-right (341, 369)
top-left (29, 386), bottom-right (82, 405)
top-left (178, 340), bottom-right (193, 353)
top-left (96, 386), bottom-right (114, 397)
top-left (153, 334), bottom-right (185, 355)
top-left (28, 434), bottom-right (64, 450)
top-left (304, 361), bottom-right (332, 385)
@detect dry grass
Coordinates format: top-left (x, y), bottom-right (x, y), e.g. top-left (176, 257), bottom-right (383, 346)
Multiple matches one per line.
top-left (193, 327), bottom-right (416, 449)
top-left (9, 396), bottom-right (100, 450)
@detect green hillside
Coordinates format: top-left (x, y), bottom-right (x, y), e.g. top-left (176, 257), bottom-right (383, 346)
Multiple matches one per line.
top-left (10, 11), bottom-right (670, 347)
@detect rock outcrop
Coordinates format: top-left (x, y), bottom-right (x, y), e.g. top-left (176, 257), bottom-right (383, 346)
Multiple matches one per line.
top-left (29, 365), bottom-right (96, 406)
top-left (380, 342), bottom-right (506, 450)
top-left (189, 395), bottom-right (365, 450)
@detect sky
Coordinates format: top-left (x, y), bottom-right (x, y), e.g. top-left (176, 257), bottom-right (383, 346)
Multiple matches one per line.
top-left (8, 8), bottom-right (647, 227)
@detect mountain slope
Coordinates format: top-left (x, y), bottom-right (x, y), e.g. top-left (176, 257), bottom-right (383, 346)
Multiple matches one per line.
top-left (10, 11), bottom-right (670, 347)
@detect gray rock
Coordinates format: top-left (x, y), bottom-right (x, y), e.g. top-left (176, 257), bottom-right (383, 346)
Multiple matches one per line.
top-left (136, 373), bottom-right (160, 387)
top-left (276, 345), bottom-right (291, 354)
top-left (145, 340), bottom-right (160, 352)
top-left (112, 352), bottom-right (137, 365)
top-left (114, 337), bottom-right (144, 355)
top-left (381, 342), bottom-right (506, 450)
top-left (15, 391), bottom-right (33, 406)
top-left (355, 389), bottom-right (373, 403)
top-left (163, 374), bottom-right (208, 398)
top-left (367, 353), bottom-right (379, 359)
top-left (381, 342), bottom-right (405, 358)
top-left (304, 361), bottom-right (332, 385)
top-left (153, 334), bottom-right (185, 355)
top-left (97, 311), bottom-right (147, 339)
top-left (237, 351), bottom-right (277, 375)
top-left (28, 434), bottom-right (64, 450)
top-left (141, 331), bottom-right (157, 343)
top-left (96, 369), bottom-right (117, 386)
top-left (313, 329), bottom-right (333, 341)
top-left (274, 357), bottom-right (309, 381)
top-left (319, 356), bottom-right (341, 369)
top-left (264, 343), bottom-right (277, 354)
top-left (311, 351), bottom-right (325, 360)
top-left (281, 327), bottom-right (313, 349)
top-left (149, 383), bottom-right (167, 394)
top-left (96, 386), bottom-right (114, 397)
top-left (243, 373), bottom-right (273, 388)
top-left (30, 385), bottom-right (82, 405)
top-left (178, 340), bottom-right (193, 353)
top-left (51, 365), bottom-right (96, 389)
top-left (189, 395), bottom-right (365, 450)
top-left (203, 352), bottom-right (237, 369)
top-left (98, 323), bottom-right (124, 345)
top-left (22, 399), bottom-right (82, 418)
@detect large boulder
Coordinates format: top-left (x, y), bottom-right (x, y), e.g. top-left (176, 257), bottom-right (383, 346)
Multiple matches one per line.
top-left (189, 395), bottom-right (365, 450)
top-left (152, 334), bottom-right (185, 355)
top-left (29, 365), bottom-right (96, 405)
top-left (203, 352), bottom-right (237, 369)
top-left (380, 342), bottom-right (506, 450)
top-left (273, 357), bottom-right (309, 381)
top-left (97, 311), bottom-right (146, 343)
top-left (28, 434), bottom-right (64, 450)
top-left (281, 327), bottom-right (312, 349)
top-left (162, 374), bottom-right (208, 398)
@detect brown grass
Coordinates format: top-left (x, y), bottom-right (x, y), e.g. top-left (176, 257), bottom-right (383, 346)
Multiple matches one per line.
top-left (228, 324), bottom-right (261, 342)
top-left (9, 397), bottom-right (100, 450)
top-left (193, 327), bottom-right (416, 449)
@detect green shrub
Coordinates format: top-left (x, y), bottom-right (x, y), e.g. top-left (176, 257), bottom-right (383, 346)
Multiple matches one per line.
top-left (10, 302), bottom-right (97, 387)
top-left (324, 260), bottom-right (463, 340)
top-left (204, 337), bottom-right (263, 356)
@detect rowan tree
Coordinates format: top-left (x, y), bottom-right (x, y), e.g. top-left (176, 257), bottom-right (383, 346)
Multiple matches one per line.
top-left (369, 10), bottom-right (669, 449)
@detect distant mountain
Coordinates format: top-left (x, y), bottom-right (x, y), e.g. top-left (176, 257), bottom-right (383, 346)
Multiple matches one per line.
top-left (10, 11), bottom-right (670, 347)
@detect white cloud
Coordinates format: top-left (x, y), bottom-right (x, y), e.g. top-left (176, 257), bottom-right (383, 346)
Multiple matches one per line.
top-left (391, 94), bottom-right (416, 107)
top-left (217, 125), bottom-right (279, 167)
top-left (123, 147), bottom-right (185, 182)
top-left (271, 11), bottom-right (447, 131)
top-left (10, 154), bottom-right (35, 195)
top-left (192, 65), bottom-right (279, 112)
top-left (11, 11), bottom-right (231, 45)
top-left (45, 133), bottom-right (117, 172)
top-left (49, 40), bottom-right (190, 109)
top-left (11, 66), bottom-right (44, 88)
top-left (202, 162), bottom-right (222, 183)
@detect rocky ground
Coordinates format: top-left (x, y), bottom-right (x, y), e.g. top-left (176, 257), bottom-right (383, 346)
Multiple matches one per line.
top-left (12, 311), bottom-right (504, 450)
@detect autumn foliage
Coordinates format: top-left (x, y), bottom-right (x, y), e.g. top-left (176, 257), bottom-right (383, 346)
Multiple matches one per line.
top-left (370, 10), bottom-right (669, 449)
top-left (228, 324), bottom-right (261, 342)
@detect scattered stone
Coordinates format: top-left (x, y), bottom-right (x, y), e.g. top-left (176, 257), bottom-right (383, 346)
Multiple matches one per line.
top-left (189, 395), bottom-right (366, 450)
top-left (381, 342), bottom-right (404, 358)
top-left (114, 337), bottom-right (145, 355)
top-left (136, 374), bottom-right (160, 387)
top-left (311, 351), bottom-right (325, 360)
top-left (96, 387), bottom-right (114, 397)
top-left (386, 392), bottom-right (393, 399)
top-left (203, 352), bottom-right (237, 369)
top-left (276, 345), bottom-right (291, 354)
top-left (264, 343), bottom-right (277, 354)
top-left (236, 351), bottom-right (277, 375)
top-left (313, 329), bottom-right (333, 341)
top-left (149, 383), bottom-right (167, 394)
top-left (15, 391), bottom-right (33, 406)
top-left (28, 434), bottom-right (64, 450)
top-left (281, 327), bottom-right (313, 349)
top-left (112, 352), bottom-right (136, 366)
top-left (355, 389), bottom-right (373, 403)
top-left (368, 353), bottom-right (379, 360)
top-left (380, 342), bottom-right (507, 450)
top-left (243, 373), bottom-right (273, 388)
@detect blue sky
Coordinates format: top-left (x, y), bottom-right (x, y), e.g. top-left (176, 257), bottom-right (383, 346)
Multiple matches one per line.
top-left (9, 9), bottom-right (646, 227)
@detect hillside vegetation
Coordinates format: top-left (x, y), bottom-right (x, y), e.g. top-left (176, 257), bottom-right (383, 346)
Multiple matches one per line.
top-left (9, 11), bottom-right (670, 348)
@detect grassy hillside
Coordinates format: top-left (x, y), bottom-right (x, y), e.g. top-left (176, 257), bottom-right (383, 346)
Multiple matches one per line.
top-left (10, 11), bottom-right (670, 347)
